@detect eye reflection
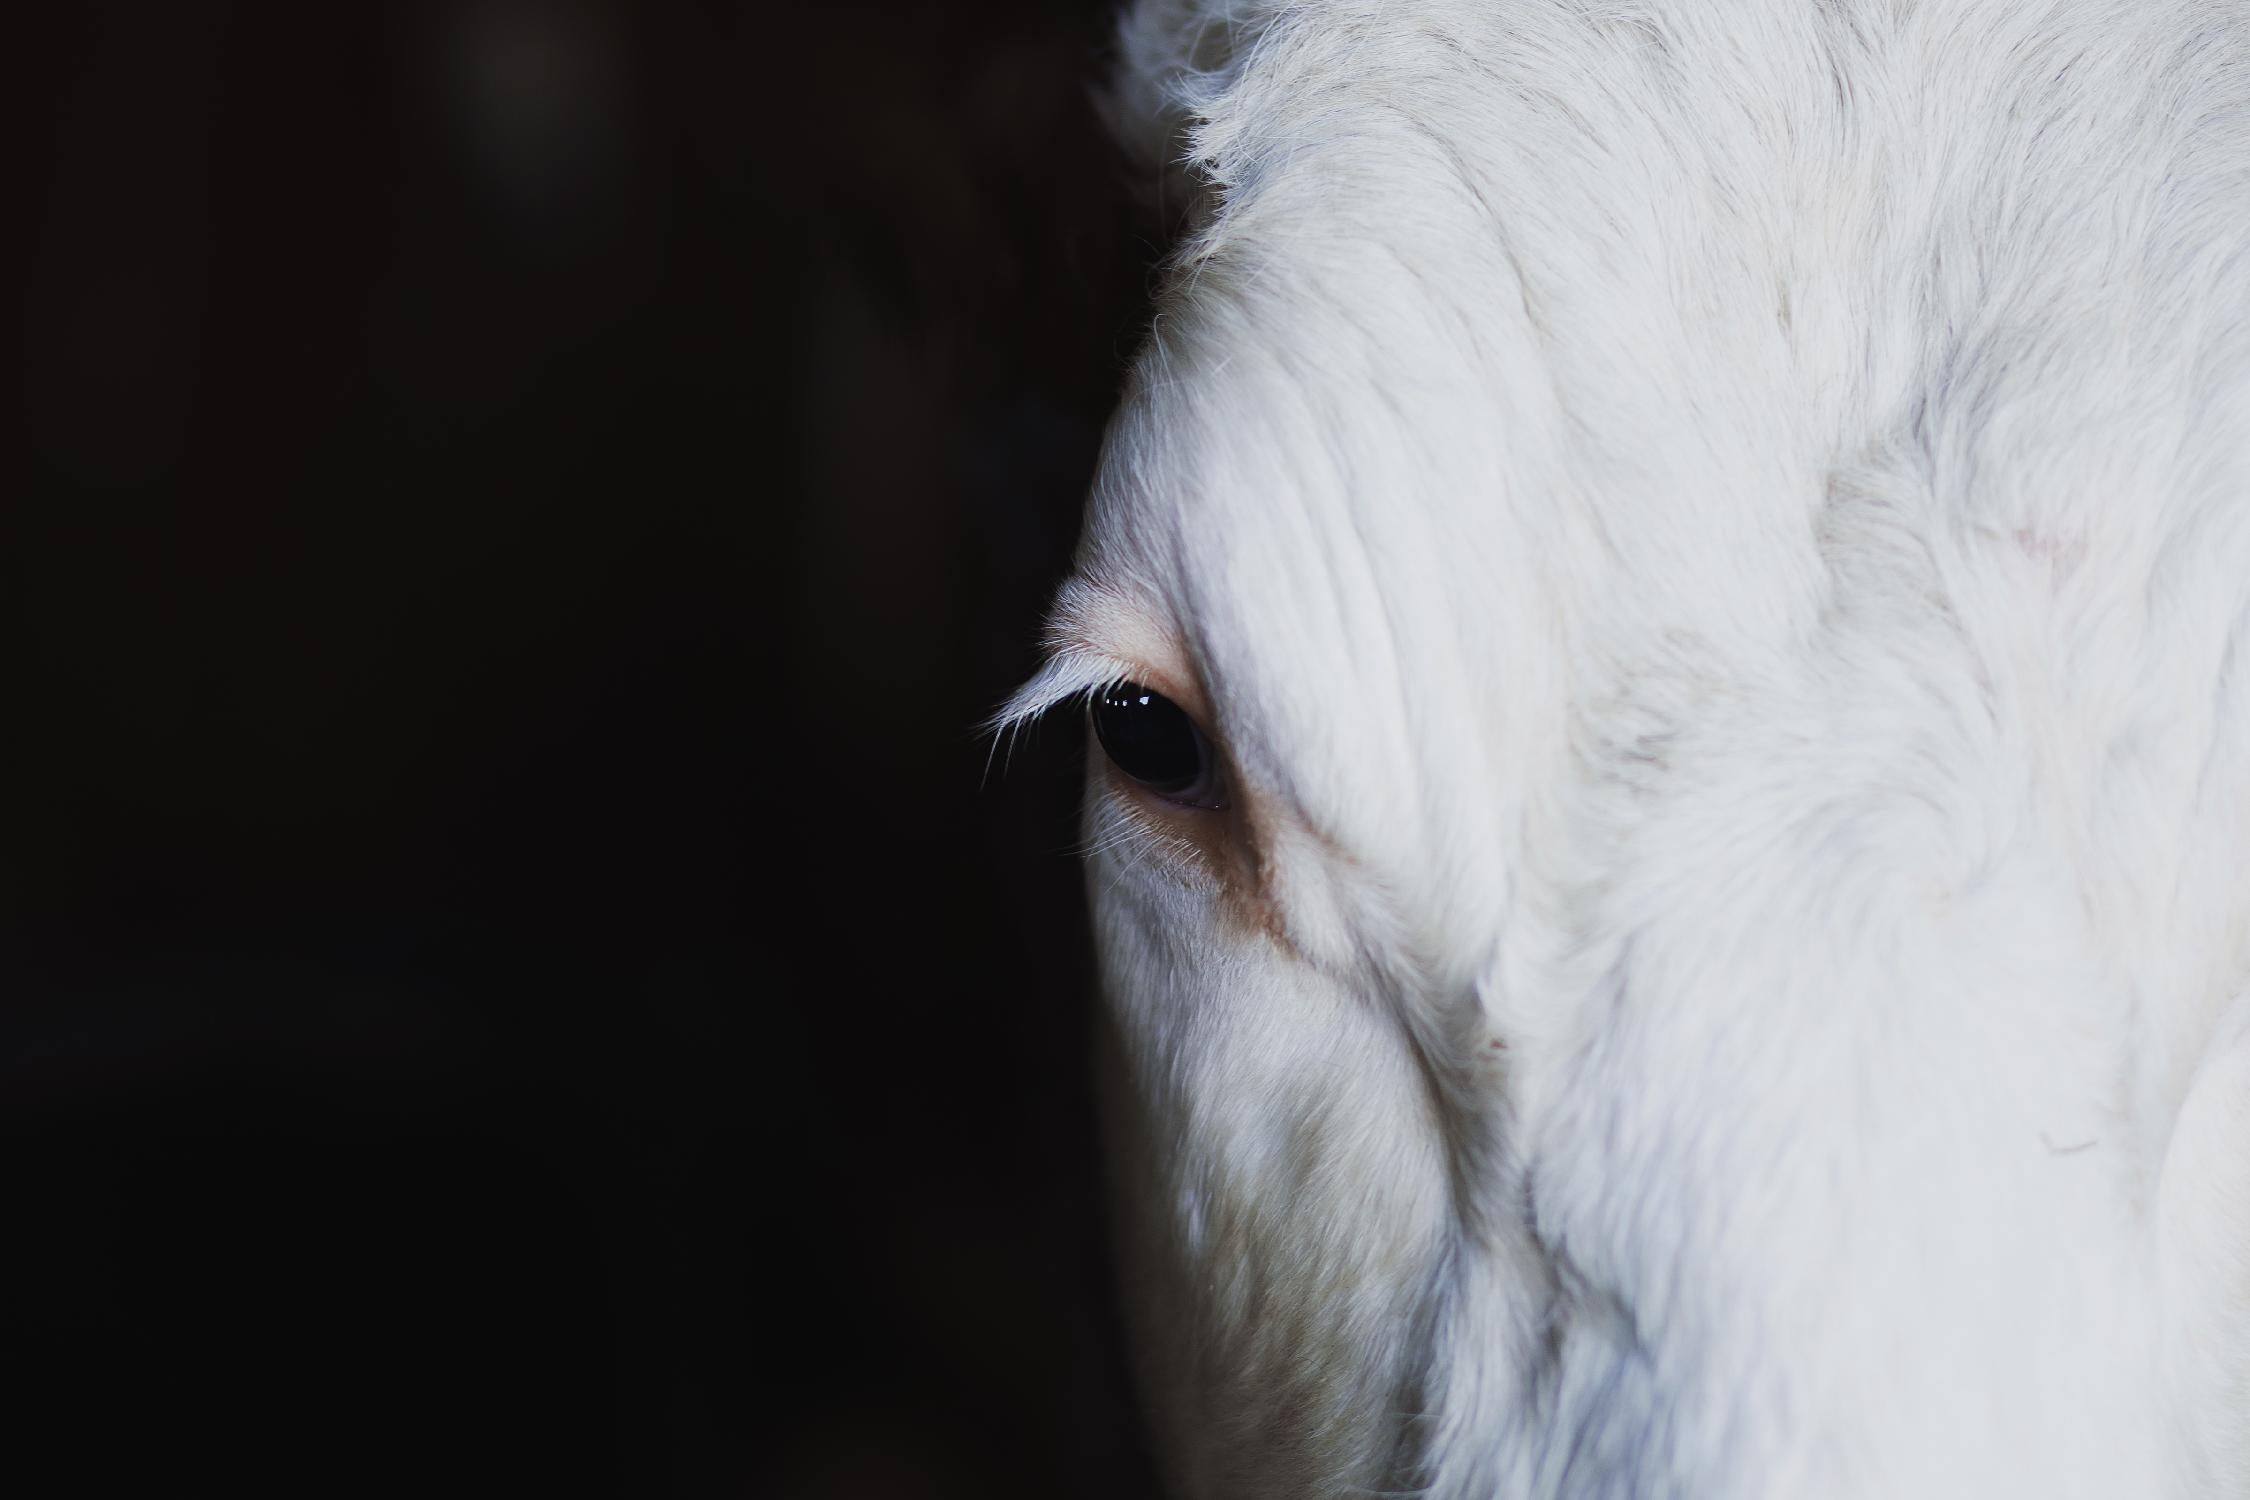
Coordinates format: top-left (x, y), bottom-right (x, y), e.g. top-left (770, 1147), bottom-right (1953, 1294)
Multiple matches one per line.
top-left (1091, 682), bottom-right (1223, 808)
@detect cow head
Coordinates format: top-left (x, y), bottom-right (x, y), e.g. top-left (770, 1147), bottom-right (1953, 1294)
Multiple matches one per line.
top-left (1005, 3), bottom-right (2250, 1495)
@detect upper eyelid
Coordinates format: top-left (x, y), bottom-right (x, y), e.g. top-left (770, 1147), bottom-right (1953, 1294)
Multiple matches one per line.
top-left (991, 575), bottom-right (1204, 735)
top-left (990, 646), bottom-right (1149, 739)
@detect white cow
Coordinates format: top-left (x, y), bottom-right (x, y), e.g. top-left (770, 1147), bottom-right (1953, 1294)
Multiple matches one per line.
top-left (1003, 2), bottom-right (2250, 1496)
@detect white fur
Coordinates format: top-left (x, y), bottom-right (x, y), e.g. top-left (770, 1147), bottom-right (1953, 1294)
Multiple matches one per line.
top-left (1009, 2), bottom-right (2250, 1495)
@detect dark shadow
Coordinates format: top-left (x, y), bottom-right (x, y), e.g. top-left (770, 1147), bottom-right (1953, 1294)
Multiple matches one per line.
top-left (9, 2), bottom-right (1164, 1494)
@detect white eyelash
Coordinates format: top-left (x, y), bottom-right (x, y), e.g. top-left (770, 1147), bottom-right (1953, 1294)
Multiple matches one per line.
top-left (980, 649), bottom-right (1144, 789)
top-left (987, 647), bottom-right (1143, 740)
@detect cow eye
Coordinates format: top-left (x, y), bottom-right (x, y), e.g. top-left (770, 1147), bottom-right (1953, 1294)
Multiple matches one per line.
top-left (1091, 682), bottom-right (1223, 807)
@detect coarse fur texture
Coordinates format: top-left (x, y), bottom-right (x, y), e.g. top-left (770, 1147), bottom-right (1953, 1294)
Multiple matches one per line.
top-left (1007, 2), bottom-right (2250, 1495)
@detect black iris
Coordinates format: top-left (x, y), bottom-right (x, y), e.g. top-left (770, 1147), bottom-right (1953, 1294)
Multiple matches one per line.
top-left (1091, 681), bottom-right (1217, 803)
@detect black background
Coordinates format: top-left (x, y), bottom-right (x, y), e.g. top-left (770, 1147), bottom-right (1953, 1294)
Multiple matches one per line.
top-left (13, 2), bottom-right (1164, 1494)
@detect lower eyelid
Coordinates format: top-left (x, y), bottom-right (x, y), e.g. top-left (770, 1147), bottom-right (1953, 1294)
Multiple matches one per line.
top-left (1113, 764), bottom-right (1226, 814)
top-left (1093, 755), bottom-right (1216, 823)
top-left (1085, 788), bottom-right (1224, 889)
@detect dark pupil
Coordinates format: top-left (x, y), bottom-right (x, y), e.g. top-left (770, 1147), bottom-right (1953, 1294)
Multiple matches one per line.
top-left (1092, 682), bottom-right (1203, 794)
